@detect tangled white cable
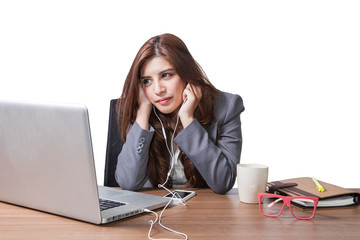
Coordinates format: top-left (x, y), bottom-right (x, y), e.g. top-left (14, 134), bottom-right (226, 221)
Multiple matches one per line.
top-left (146, 106), bottom-right (188, 240)
top-left (144, 191), bottom-right (188, 240)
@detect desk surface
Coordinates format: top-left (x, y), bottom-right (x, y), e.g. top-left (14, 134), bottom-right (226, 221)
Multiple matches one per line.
top-left (1, 188), bottom-right (359, 240)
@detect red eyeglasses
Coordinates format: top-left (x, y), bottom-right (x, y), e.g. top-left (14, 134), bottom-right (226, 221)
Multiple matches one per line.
top-left (258, 193), bottom-right (319, 220)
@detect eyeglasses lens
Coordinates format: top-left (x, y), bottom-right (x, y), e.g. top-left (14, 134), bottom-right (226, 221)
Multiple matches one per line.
top-left (260, 196), bottom-right (284, 216)
top-left (290, 198), bottom-right (315, 219)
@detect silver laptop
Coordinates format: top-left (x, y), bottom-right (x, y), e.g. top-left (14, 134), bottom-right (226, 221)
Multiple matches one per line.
top-left (0, 99), bottom-right (168, 224)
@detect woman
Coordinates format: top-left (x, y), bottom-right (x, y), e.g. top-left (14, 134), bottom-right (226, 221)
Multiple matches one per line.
top-left (115, 33), bottom-right (244, 194)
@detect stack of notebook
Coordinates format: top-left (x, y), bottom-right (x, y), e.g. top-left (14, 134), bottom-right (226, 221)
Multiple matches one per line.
top-left (267, 177), bottom-right (360, 208)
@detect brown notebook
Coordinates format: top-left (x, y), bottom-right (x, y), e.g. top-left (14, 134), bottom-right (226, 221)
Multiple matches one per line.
top-left (267, 177), bottom-right (360, 208)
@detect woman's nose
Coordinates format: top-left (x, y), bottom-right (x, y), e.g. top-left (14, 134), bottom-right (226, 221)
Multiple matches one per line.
top-left (154, 80), bottom-right (165, 95)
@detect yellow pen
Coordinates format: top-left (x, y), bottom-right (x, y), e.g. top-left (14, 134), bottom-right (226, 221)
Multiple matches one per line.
top-left (312, 177), bottom-right (325, 192)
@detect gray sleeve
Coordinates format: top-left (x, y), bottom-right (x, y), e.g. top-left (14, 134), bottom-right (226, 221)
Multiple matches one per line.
top-left (174, 94), bottom-right (244, 194)
top-left (115, 121), bottom-right (154, 190)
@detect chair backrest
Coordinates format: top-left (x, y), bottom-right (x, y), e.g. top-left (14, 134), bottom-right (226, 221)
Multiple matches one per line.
top-left (104, 99), bottom-right (124, 187)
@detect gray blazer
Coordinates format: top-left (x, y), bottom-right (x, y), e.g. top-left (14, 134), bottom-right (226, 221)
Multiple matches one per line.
top-left (115, 91), bottom-right (244, 194)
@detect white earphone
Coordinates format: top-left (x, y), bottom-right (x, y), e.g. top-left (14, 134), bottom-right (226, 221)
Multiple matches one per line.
top-left (146, 106), bottom-right (188, 240)
top-left (152, 105), bottom-right (180, 186)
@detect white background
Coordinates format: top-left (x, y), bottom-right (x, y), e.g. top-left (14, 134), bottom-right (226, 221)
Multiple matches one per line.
top-left (1, 1), bottom-right (359, 188)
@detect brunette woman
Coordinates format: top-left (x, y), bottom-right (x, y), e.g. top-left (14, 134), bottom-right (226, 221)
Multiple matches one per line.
top-left (115, 33), bottom-right (244, 194)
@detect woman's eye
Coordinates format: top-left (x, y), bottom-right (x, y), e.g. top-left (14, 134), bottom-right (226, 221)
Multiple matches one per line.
top-left (162, 73), bottom-right (172, 78)
top-left (142, 78), bottom-right (151, 85)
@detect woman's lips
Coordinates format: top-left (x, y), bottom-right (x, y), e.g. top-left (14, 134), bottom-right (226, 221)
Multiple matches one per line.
top-left (156, 97), bottom-right (171, 105)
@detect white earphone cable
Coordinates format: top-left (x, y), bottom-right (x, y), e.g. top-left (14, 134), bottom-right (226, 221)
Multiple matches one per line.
top-left (144, 192), bottom-right (188, 240)
top-left (147, 106), bottom-right (188, 240)
top-left (152, 106), bottom-right (180, 187)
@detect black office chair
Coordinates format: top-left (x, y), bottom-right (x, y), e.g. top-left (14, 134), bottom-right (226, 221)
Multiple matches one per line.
top-left (104, 99), bottom-right (124, 187)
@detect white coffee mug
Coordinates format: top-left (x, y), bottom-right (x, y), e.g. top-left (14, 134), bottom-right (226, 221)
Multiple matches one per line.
top-left (237, 163), bottom-right (269, 204)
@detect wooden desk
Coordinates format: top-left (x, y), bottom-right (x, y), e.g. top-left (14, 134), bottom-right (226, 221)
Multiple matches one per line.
top-left (0, 188), bottom-right (359, 240)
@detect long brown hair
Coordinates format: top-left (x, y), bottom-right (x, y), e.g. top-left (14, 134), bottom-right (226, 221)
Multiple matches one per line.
top-left (117, 33), bottom-right (219, 188)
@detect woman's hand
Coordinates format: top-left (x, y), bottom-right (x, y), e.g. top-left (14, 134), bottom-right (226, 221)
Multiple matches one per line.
top-left (178, 84), bottom-right (202, 128)
top-left (136, 85), bottom-right (152, 130)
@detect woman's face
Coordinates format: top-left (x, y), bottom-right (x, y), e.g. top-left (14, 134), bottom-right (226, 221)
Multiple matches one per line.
top-left (140, 56), bottom-right (186, 114)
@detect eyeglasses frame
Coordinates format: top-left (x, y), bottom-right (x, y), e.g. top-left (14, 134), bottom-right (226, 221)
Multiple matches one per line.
top-left (258, 193), bottom-right (319, 220)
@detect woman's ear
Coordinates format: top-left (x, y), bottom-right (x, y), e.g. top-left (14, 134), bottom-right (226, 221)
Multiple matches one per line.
top-left (182, 84), bottom-right (189, 102)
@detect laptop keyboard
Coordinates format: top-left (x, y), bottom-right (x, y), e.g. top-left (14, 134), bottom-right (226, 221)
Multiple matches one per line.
top-left (99, 198), bottom-right (125, 211)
